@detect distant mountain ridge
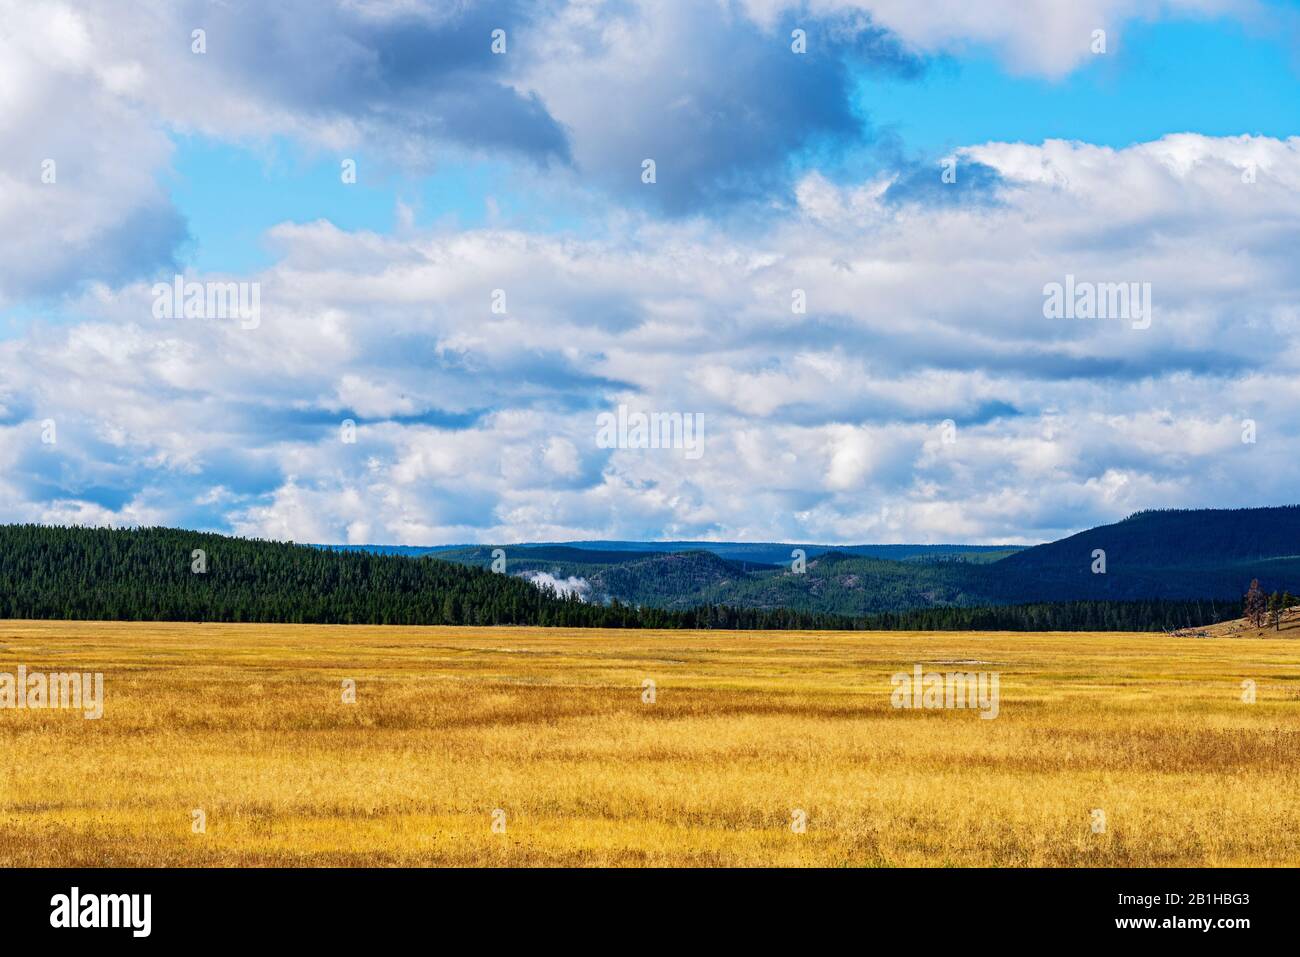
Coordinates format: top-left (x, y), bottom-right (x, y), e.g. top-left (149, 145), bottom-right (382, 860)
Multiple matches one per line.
top-left (0, 513), bottom-right (1279, 632)
top-left (317, 540), bottom-right (1024, 565)
top-left (531, 541), bottom-right (1023, 565)
top-left (320, 507), bottom-right (1300, 573)
top-left (1001, 506), bottom-right (1300, 569)
top-left (407, 506), bottom-right (1300, 617)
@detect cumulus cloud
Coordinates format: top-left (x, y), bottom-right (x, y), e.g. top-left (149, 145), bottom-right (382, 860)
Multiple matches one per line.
top-left (1, 0), bottom-right (929, 244)
top-left (2, 2), bottom-right (1295, 546)
top-left (520, 0), bottom-right (921, 212)
top-left (0, 2), bottom-right (185, 303)
top-left (3, 0), bottom-right (1272, 308)
top-left (2, 133), bottom-right (1298, 544)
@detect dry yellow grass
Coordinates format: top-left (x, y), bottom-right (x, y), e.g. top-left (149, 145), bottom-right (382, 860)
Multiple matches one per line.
top-left (1, 619), bottom-right (1298, 867)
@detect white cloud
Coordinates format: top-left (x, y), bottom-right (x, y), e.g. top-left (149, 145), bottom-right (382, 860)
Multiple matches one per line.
top-left (744, 0), bottom-right (1255, 77)
top-left (2, 133), bottom-right (1299, 544)
top-left (0, 2), bottom-right (183, 302)
top-left (1, 0), bottom-right (1275, 317)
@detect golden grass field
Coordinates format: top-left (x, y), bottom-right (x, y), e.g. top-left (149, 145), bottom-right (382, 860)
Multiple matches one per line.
top-left (1, 618), bottom-right (1298, 867)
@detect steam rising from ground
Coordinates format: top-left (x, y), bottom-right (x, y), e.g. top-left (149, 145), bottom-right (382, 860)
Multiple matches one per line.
top-left (520, 571), bottom-right (591, 601)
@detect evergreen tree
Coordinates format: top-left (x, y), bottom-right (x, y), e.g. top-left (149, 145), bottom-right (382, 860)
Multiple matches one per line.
top-left (0, 524), bottom-right (1250, 633)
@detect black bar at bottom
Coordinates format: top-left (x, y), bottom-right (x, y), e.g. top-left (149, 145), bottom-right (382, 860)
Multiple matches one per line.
top-left (0, 867), bottom-right (1282, 943)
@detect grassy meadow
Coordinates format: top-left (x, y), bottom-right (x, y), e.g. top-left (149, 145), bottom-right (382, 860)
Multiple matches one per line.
top-left (0, 619), bottom-right (1297, 867)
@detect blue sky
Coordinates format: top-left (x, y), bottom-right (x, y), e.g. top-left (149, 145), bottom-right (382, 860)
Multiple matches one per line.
top-left (169, 137), bottom-right (592, 274)
top-left (162, 10), bottom-right (1300, 275)
top-left (2, 0), bottom-right (1299, 545)
top-left (866, 17), bottom-right (1300, 153)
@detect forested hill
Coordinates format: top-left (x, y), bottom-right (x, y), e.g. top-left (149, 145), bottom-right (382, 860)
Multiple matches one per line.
top-left (0, 524), bottom-right (862, 629)
top-left (0, 523), bottom-right (1237, 631)
top-left (415, 507), bottom-right (1300, 618)
top-left (0, 524), bottom-right (651, 627)
top-left (973, 506), bottom-right (1300, 604)
top-left (1000, 506), bottom-right (1300, 570)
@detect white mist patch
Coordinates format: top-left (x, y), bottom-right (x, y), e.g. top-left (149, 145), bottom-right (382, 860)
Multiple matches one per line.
top-left (521, 571), bottom-right (591, 600)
